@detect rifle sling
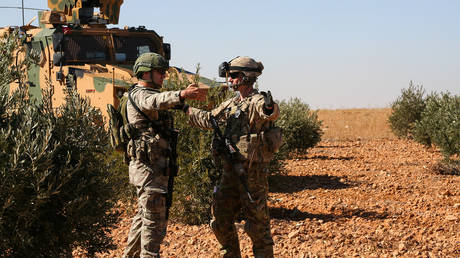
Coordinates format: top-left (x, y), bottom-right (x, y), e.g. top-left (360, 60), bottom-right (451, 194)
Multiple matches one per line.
top-left (128, 86), bottom-right (168, 138)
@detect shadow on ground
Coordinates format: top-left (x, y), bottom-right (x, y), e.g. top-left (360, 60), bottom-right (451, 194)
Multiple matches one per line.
top-left (307, 154), bottom-right (354, 161)
top-left (269, 207), bottom-right (388, 222)
top-left (269, 174), bottom-right (353, 193)
top-left (314, 145), bottom-right (349, 149)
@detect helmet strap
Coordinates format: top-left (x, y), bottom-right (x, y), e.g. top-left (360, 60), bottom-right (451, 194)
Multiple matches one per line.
top-left (225, 71), bottom-right (229, 87)
top-left (138, 71), bottom-right (160, 88)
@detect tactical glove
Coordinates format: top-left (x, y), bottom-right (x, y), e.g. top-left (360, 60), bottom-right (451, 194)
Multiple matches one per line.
top-left (262, 91), bottom-right (274, 114)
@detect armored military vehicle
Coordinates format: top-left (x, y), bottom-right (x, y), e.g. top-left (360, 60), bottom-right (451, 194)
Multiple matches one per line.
top-left (2, 0), bottom-right (171, 119)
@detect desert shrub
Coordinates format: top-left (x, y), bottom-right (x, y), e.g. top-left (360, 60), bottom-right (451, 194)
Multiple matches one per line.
top-left (265, 98), bottom-right (322, 175)
top-left (278, 97), bottom-right (323, 152)
top-left (0, 31), bottom-right (28, 87)
top-left (107, 151), bottom-right (136, 204)
top-left (414, 92), bottom-right (460, 159)
top-left (0, 32), bottom-right (118, 257)
top-left (0, 88), bottom-right (119, 257)
top-left (389, 82), bottom-right (426, 138)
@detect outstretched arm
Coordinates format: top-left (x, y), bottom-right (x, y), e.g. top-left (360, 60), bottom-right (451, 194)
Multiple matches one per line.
top-left (186, 98), bottom-right (234, 129)
top-left (135, 83), bottom-right (207, 111)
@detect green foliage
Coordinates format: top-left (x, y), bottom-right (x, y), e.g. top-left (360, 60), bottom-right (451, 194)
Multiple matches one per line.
top-left (163, 67), bottom-right (232, 224)
top-left (0, 32), bottom-right (118, 257)
top-left (278, 97), bottom-right (323, 152)
top-left (389, 82), bottom-right (426, 138)
top-left (0, 88), bottom-right (119, 257)
top-left (0, 31), bottom-right (39, 87)
top-left (414, 92), bottom-right (460, 159)
top-left (106, 151), bottom-right (136, 204)
top-left (390, 81), bottom-right (459, 165)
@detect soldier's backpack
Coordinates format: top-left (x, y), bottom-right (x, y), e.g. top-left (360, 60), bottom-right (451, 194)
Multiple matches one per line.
top-left (107, 90), bottom-right (133, 153)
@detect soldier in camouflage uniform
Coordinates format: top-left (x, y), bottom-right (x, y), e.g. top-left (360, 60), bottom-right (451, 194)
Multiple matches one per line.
top-left (186, 56), bottom-right (281, 258)
top-left (123, 52), bottom-right (207, 258)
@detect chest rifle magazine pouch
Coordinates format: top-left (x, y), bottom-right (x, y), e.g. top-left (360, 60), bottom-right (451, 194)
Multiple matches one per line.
top-left (236, 133), bottom-right (261, 162)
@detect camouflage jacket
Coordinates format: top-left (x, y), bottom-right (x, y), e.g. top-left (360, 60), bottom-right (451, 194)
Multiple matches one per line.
top-left (188, 89), bottom-right (280, 162)
top-left (126, 85), bottom-right (182, 163)
top-left (127, 85), bottom-right (182, 128)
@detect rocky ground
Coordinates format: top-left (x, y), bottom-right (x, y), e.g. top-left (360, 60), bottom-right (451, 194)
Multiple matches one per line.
top-left (89, 138), bottom-right (459, 257)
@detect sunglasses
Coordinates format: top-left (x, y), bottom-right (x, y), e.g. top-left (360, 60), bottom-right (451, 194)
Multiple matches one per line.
top-left (155, 69), bottom-right (167, 75)
top-left (229, 72), bottom-right (240, 79)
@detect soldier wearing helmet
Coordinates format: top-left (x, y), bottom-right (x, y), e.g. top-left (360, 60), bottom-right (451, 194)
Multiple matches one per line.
top-left (186, 56), bottom-right (281, 258)
top-left (123, 52), bottom-right (207, 258)
top-left (219, 56), bottom-right (264, 88)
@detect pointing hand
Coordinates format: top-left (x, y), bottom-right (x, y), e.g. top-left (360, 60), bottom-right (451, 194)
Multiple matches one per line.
top-left (180, 83), bottom-right (208, 101)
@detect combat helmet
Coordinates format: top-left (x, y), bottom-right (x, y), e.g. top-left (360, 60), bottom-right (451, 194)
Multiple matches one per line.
top-left (219, 56), bottom-right (264, 79)
top-left (133, 52), bottom-right (169, 78)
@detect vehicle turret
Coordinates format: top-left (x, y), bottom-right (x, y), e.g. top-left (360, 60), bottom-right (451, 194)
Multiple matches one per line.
top-left (41, 0), bottom-right (123, 26)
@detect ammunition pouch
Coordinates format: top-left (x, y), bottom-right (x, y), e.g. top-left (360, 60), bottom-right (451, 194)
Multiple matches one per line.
top-left (235, 126), bottom-right (283, 163)
top-left (127, 132), bottom-right (171, 173)
top-left (261, 126), bottom-right (283, 155)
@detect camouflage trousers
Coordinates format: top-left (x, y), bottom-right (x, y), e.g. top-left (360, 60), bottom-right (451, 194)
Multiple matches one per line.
top-left (211, 161), bottom-right (274, 258)
top-left (123, 159), bottom-right (169, 258)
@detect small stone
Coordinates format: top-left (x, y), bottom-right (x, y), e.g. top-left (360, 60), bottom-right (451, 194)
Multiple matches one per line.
top-left (399, 242), bottom-right (407, 251)
top-left (272, 228), bottom-right (282, 235)
top-left (442, 190), bottom-right (452, 196)
top-left (446, 215), bottom-right (457, 221)
top-left (288, 230), bottom-right (299, 239)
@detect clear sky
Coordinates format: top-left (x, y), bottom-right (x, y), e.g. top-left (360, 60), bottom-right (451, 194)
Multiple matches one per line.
top-left (1, 0), bottom-right (459, 109)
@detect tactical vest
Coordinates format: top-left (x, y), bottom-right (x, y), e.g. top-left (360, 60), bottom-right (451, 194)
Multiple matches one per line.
top-left (221, 94), bottom-right (283, 163)
top-left (108, 85), bottom-right (175, 164)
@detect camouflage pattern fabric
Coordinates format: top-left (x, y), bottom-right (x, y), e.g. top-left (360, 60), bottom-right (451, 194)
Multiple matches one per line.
top-left (188, 89), bottom-right (280, 258)
top-left (123, 84), bottom-right (182, 258)
top-left (188, 89), bottom-right (280, 163)
top-left (47, 0), bottom-right (123, 24)
top-left (211, 161), bottom-right (274, 258)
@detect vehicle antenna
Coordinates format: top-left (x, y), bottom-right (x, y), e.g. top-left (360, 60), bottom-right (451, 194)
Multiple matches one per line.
top-left (21, 0), bottom-right (24, 26)
top-left (0, 7), bottom-right (48, 11)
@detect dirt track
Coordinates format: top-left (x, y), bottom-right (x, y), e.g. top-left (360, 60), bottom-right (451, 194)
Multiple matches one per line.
top-left (93, 138), bottom-right (459, 257)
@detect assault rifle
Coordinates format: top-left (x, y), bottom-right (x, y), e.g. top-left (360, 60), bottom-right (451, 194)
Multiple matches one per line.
top-left (210, 115), bottom-right (254, 203)
top-left (165, 129), bottom-right (178, 220)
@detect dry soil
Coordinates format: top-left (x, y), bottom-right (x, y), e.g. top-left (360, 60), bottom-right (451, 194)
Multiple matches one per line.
top-left (86, 138), bottom-right (459, 257)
